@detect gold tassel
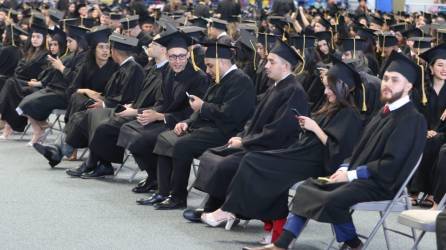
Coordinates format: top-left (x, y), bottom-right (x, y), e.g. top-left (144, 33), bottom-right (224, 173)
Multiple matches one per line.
top-left (381, 34), bottom-right (386, 57)
top-left (11, 25), bottom-right (15, 47)
top-left (302, 34), bottom-right (306, 58)
top-left (264, 33), bottom-right (268, 55)
top-left (215, 42), bottom-right (220, 84)
top-left (417, 47), bottom-right (428, 105)
top-left (81, 17), bottom-right (84, 27)
top-left (329, 29), bottom-right (334, 50)
top-left (249, 39), bottom-right (257, 71)
top-left (353, 37), bottom-right (356, 59)
top-left (361, 83), bottom-right (367, 112)
top-left (190, 48), bottom-right (200, 71)
top-left (295, 49), bottom-right (305, 75)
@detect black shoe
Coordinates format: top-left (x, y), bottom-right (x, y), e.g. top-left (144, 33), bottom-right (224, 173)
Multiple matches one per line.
top-left (132, 180), bottom-right (158, 193)
top-left (33, 143), bottom-right (62, 168)
top-left (183, 208), bottom-right (204, 222)
top-left (154, 196), bottom-right (187, 210)
top-left (136, 193), bottom-right (167, 205)
top-left (66, 162), bottom-right (94, 177)
top-left (80, 164), bottom-right (114, 179)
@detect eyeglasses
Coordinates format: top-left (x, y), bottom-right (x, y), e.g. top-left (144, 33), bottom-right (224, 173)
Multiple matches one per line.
top-left (168, 54), bottom-right (187, 61)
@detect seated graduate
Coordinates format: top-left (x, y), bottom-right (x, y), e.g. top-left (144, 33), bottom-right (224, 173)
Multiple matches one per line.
top-left (244, 50), bottom-right (428, 250)
top-left (183, 39), bottom-right (310, 223)
top-left (254, 33), bottom-right (277, 101)
top-left (118, 30), bottom-right (209, 193)
top-left (201, 58), bottom-right (364, 241)
top-left (144, 42), bottom-right (256, 210)
top-left (119, 15), bottom-right (152, 67)
top-left (33, 32), bottom-right (144, 169)
top-left (67, 30), bottom-right (208, 180)
top-left (62, 25), bottom-right (117, 127)
top-left (0, 24), bottom-right (26, 88)
top-left (16, 27), bottom-right (81, 144)
top-left (410, 44), bottom-right (446, 209)
top-left (0, 20), bottom-right (49, 138)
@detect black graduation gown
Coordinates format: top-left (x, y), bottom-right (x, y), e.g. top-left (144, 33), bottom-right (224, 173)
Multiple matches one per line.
top-left (87, 61), bottom-right (169, 164)
top-left (291, 102), bottom-right (427, 225)
top-left (17, 51), bottom-right (86, 121)
top-left (411, 82), bottom-right (446, 194)
top-left (221, 106), bottom-right (362, 220)
top-left (153, 68), bottom-right (256, 161)
top-left (64, 58), bottom-right (118, 122)
top-left (193, 74), bottom-right (310, 200)
top-left (116, 63), bottom-right (209, 169)
top-left (0, 51), bottom-right (48, 131)
top-left (254, 60), bottom-right (273, 101)
top-left (0, 46), bottom-right (21, 90)
top-left (64, 59), bottom-right (144, 148)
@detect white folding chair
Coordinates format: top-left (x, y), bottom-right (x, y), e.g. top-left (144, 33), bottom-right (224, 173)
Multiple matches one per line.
top-left (398, 194), bottom-right (446, 250)
top-left (113, 150), bottom-right (140, 182)
top-left (40, 109), bottom-right (66, 143)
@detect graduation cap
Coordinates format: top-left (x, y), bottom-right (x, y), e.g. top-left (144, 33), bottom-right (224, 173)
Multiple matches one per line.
top-left (318, 17), bottom-right (332, 30)
top-left (109, 32), bottom-right (138, 52)
top-left (269, 39), bottom-right (302, 67)
top-left (48, 9), bottom-right (64, 24)
top-left (381, 50), bottom-right (425, 104)
top-left (179, 26), bottom-right (207, 43)
top-left (21, 7), bottom-right (32, 18)
top-left (391, 23), bottom-right (412, 33)
top-left (4, 24), bottom-right (28, 46)
top-left (289, 35), bottom-right (316, 50)
top-left (110, 13), bottom-right (122, 21)
top-left (409, 37), bottom-right (433, 50)
top-left (314, 31), bottom-right (333, 48)
top-left (419, 43), bottom-right (446, 65)
top-left (401, 27), bottom-right (425, 39)
top-left (7, 9), bottom-right (19, 23)
top-left (355, 26), bottom-right (376, 42)
top-left (86, 26), bottom-right (112, 47)
top-left (155, 30), bottom-right (193, 50)
top-left (30, 23), bottom-right (48, 36)
top-left (369, 15), bottom-right (384, 26)
top-left (60, 18), bottom-right (77, 32)
top-left (238, 29), bottom-right (257, 51)
top-left (65, 25), bottom-right (89, 40)
top-left (377, 32), bottom-right (398, 48)
top-left (80, 17), bottom-right (96, 29)
top-left (48, 27), bottom-right (67, 49)
top-left (208, 17), bottom-right (227, 31)
top-left (140, 15), bottom-right (155, 25)
top-left (340, 38), bottom-right (366, 58)
top-left (201, 41), bottom-right (236, 83)
top-left (329, 56), bottom-right (362, 90)
top-left (257, 33), bottom-right (279, 54)
top-left (189, 17), bottom-right (208, 29)
top-left (30, 13), bottom-right (47, 27)
top-left (268, 16), bottom-right (293, 40)
top-left (120, 15), bottom-right (139, 30)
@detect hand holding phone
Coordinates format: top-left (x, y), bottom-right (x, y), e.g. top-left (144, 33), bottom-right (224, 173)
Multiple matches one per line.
top-left (291, 108), bottom-right (302, 116)
top-left (186, 91), bottom-right (195, 101)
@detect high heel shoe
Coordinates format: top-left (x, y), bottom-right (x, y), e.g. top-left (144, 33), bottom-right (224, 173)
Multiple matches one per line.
top-left (201, 212), bottom-right (237, 230)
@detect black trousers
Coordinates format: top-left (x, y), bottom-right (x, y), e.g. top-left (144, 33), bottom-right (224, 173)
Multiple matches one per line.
top-left (157, 156), bottom-right (192, 200)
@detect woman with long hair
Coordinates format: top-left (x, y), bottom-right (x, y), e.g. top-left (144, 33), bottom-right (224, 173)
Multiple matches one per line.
top-left (200, 58), bottom-right (363, 242)
top-left (0, 22), bottom-right (49, 139)
top-left (17, 26), bottom-right (87, 144)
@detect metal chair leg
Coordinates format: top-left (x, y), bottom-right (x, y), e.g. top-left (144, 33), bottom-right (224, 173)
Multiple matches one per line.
top-left (380, 211), bottom-right (391, 250)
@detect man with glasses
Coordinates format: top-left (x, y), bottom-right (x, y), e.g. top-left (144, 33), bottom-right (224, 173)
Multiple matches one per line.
top-left (146, 41), bottom-right (256, 210)
top-left (110, 30), bottom-right (209, 196)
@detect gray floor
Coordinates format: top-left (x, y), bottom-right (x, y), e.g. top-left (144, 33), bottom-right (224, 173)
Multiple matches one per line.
top-left (0, 131), bottom-right (438, 250)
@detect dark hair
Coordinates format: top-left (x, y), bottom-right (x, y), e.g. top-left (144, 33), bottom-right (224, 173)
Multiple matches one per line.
top-left (314, 70), bottom-right (357, 117)
top-left (24, 32), bottom-right (47, 61)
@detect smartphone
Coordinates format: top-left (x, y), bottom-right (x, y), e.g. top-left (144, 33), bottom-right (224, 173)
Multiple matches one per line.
top-left (115, 104), bottom-right (126, 113)
top-left (142, 45), bottom-right (149, 56)
top-left (291, 108), bottom-right (302, 116)
top-left (317, 177), bottom-right (332, 184)
top-left (84, 98), bottom-right (96, 108)
top-left (186, 91), bottom-right (195, 101)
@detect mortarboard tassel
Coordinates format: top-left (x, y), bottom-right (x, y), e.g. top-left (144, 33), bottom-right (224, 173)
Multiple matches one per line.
top-left (361, 83), bottom-right (367, 112)
top-left (11, 25), bottom-right (16, 47)
top-left (190, 48), bottom-right (200, 71)
top-left (381, 33), bottom-right (386, 57)
top-left (81, 17), bottom-right (84, 27)
top-left (264, 33), bottom-right (268, 55)
top-left (249, 40), bottom-right (257, 71)
top-left (420, 64), bottom-right (428, 105)
top-left (215, 42), bottom-right (220, 84)
top-left (353, 37), bottom-right (356, 59)
top-left (329, 29), bottom-right (335, 50)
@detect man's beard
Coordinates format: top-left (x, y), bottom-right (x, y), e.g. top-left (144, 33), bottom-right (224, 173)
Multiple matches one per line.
top-left (380, 88), bottom-right (404, 104)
